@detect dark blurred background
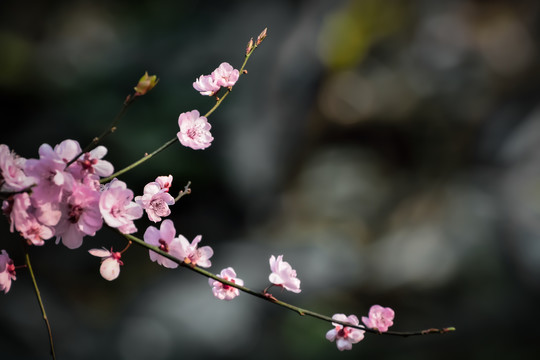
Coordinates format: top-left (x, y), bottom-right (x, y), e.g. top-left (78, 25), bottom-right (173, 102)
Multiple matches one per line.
top-left (1, 0), bottom-right (540, 359)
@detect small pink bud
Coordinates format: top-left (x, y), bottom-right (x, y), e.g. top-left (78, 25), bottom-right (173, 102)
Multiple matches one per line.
top-left (134, 72), bottom-right (159, 96)
top-left (246, 38), bottom-right (254, 55)
top-left (256, 28), bottom-right (267, 45)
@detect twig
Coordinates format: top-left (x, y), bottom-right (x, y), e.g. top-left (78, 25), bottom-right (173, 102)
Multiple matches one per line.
top-left (23, 245), bottom-right (56, 360)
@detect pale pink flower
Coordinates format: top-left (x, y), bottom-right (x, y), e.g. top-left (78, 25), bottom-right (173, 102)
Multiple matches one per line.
top-left (135, 181), bottom-right (175, 223)
top-left (99, 179), bottom-right (143, 234)
top-left (155, 175), bottom-right (173, 192)
top-left (53, 139), bottom-right (81, 165)
top-left (177, 110), bottom-right (214, 150)
top-left (268, 255), bottom-right (301, 293)
top-left (178, 234), bottom-right (213, 268)
top-left (193, 74), bottom-right (220, 96)
top-left (143, 219), bottom-right (182, 269)
top-left (362, 305), bottom-right (395, 333)
top-left (0, 250), bottom-right (16, 293)
top-left (326, 314), bottom-right (365, 351)
top-left (55, 180), bottom-right (103, 249)
top-left (10, 193), bottom-right (54, 246)
top-left (54, 140), bottom-right (113, 180)
top-left (88, 248), bottom-right (123, 281)
top-left (0, 144), bottom-right (34, 192)
top-left (209, 267), bottom-right (243, 300)
top-left (24, 143), bottom-right (74, 204)
top-left (211, 62), bottom-right (239, 87)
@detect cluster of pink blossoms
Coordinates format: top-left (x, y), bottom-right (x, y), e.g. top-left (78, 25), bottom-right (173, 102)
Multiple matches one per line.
top-left (176, 62), bottom-right (241, 151)
top-left (193, 62), bottom-right (239, 96)
top-left (326, 305), bottom-right (395, 351)
top-left (1, 140), bottom-right (116, 250)
top-left (0, 51), bottom-right (399, 351)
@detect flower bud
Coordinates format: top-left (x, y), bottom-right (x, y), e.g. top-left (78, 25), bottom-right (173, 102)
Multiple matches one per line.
top-left (134, 72), bottom-right (159, 96)
top-left (256, 28), bottom-right (267, 45)
top-left (246, 38), bottom-right (254, 55)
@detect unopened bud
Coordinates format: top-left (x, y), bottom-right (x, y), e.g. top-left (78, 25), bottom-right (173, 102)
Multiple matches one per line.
top-left (246, 38), bottom-right (254, 55)
top-left (134, 71), bottom-right (159, 96)
top-left (256, 27), bottom-right (267, 45)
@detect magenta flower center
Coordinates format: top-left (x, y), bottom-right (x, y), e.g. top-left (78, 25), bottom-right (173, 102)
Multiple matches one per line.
top-left (186, 127), bottom-right (200, 140)
top-left (7, 261), bottom-right (16, 276)
top-left (158, 239), bottom-right (169, 253)
top-left (68, 204), bottom-right (84, 223)
top-left (78, 154), bottom-right (98, 172)
top-left (337, 326), bottom-right (351, 339)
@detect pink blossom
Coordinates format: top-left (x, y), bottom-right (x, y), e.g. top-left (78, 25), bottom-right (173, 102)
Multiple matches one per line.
top-left (99, 179), bottom-right (143, 234)
top-left (143, 219), bottom-right (182, 268)
top-left (326, 314), bottom-right (365, 351)
top-left (10, 193), bottom-right (54, 246)
top-left (0, 144), bottom-right (34, 192)
top-left (178, 234), bottom-right (213, 268)
top-left (155, 175), bottom-right (173, 192)
top-left (88, 248), bottom-right (123, 281)
top-left (24, 143), bottom-right (74, 204)
top-left (193, 74), bottom-right (220, 96)
top-left (0, 250), bottom-right (16, 293)
top-left (54, 140), bottom-right (114, 180)
top-left (268, 255), bottom-right (301, 293)
top-left (177, 110), bottom-right (214, 150)
top-left (361, 305), bottom-right (395, 333)
top-left (135, 181), bottom-right (175, 223)
top-left (53, 139), bottom-right (81, 164)
top-left (211, 62), bottom-right (239, 87)
top-left (55, 180), bottom-right (103, 249)
top-left (209, 267), bottom-right (243, 300)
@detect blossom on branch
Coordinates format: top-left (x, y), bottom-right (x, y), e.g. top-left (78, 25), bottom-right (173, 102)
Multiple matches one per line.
top-left (24, 143), bottom-right (74, 205)
top-left (177, 110), bottom-right (214, 150)
top-left (99, 179), bottom-right (143, 234)
top-left (268, 255), bottom-right (301, 293)
top-left (326, 314), bottom-right (365, 351)
top-left (209, 267), bottom-right (243, 300)
top-left (193, 74), bottom-right (220, 96)
top-left (0, 144), bottom-right (34, 192)
top-left (135, 179), bottom-right (175, 223)
top-left (88, 248), bottom-right (123, 281)
top-left (0, 250), bottom-right (16, 293)
top-left (362, 305), bottom-right (395, 333)
top-left (55, 180), bottom-right (103, 249)
top-left (143, 219), bottom-right (182, 269)
top-left (178, 234), bottom-right (213, 268)
top-left (155, 175), bottom-right (173, 192)
top-left (9, 192), bottom-right (54, 246)
top-left (211, 62), bottom-right (239, 88)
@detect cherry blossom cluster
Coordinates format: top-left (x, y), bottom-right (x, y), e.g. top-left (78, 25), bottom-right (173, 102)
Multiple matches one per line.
top-left (193, 62), bottom-right (239, 96)
top-left (326, 305), bottom-right (395, 351)
top-left (0, 31), bottom-right (422, 354)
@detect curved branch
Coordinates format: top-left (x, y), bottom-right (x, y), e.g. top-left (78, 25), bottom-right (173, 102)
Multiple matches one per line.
top-left (121, 232), bottom-right (455, 337)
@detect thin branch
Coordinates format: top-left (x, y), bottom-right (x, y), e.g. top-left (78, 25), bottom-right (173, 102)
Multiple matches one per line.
top-left (174, 181), bottom-right (191, 202)
top-left (23, 245), bottom-right (56, 360)
top-left (121, 232), bottom-right (455, 337)
top-left (100, 31), bottom-right (265, 183)
top-left (66, 94), bottom-right (137, 169)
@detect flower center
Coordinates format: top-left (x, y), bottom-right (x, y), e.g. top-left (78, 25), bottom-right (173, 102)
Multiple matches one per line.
top-left (68, 204), bottom-right (84, 223)
top-left (337, 327), bottom-right (351, 339)
top-left (158, 239), bottom-right (169, 253)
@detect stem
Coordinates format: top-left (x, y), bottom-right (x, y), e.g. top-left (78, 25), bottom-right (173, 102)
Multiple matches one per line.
top-left (24, 246), bottom-right (56, 360)
top-left (101, 38), bottom-right (262, 183)
top-left (100, 136), bottom-right (178, 183)
top-left (174, 181), bottom-right (192, 202)
top-left (122, 232), bottom-right (454, 337)
top-left (66, 95), bottom-right (137, 169)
